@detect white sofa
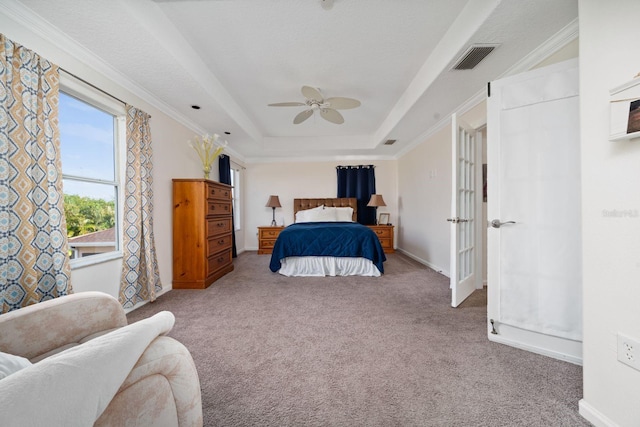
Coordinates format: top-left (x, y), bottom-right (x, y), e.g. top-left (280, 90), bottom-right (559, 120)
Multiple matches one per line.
top-left (0, 291), bottom-right (203, 426)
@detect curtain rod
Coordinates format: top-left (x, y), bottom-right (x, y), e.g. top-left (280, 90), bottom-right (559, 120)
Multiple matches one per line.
top-left (59, 68), bottom-right (126, 106)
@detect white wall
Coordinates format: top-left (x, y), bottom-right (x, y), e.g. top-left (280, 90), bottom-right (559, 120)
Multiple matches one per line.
top-left (397, 126), bottom-right (452, 274)
top-left (0, 12), bottom-right (234, 303)
top-left (579, 1), bottom-right (640, 425)
top-left (244, 160), bottom-right (397, 250)
top-left (396, 102), bottom-right (487, 276)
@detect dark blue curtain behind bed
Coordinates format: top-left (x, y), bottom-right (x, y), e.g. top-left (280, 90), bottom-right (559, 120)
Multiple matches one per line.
top-left (336, 165), bottom-right (376, 225)
top-left (218, 154), bottom-right (237, 258)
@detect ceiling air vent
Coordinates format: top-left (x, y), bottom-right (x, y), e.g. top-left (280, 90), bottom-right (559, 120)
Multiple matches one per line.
top-left (451, 44), bottom-right (499, 70)
top-left (384, 139), bottom-right (397, 145)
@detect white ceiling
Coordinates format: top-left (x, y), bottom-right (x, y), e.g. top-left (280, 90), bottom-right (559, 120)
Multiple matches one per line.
top-left (9, 0), bottom-right (578, 162)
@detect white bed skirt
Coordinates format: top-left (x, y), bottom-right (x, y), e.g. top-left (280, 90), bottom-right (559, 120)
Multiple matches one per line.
top-left (277, 257), bottom-right (381, 277)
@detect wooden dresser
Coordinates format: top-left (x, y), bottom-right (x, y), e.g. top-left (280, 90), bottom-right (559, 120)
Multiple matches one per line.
top-left (172, 179), bottom-right (234, 289)
top-left (367, 224), bottom-right (395, 253)
top-left (257, 226), bottom-right (284, 255)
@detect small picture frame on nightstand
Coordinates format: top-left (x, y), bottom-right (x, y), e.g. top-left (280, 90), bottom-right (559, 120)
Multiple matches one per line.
top-left (378, 213), bottom-right (390, 225)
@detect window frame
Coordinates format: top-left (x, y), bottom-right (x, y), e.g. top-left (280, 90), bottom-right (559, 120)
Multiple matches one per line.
top-left (230, 163), bottom-right (242, 232)
top-left (59, 73), bottom-right (126, 269)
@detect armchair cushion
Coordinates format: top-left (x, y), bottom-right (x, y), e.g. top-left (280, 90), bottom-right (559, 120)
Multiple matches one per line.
top-left (0, 291), bottom-right (127, 361)
top-left (0, 351), bottom-right (31, 379)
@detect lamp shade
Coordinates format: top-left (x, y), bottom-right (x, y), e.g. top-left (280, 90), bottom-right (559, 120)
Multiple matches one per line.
top-left (266, 195), bottom-right (282, 208)
top-left (367, 194), bottom-right (386, 207)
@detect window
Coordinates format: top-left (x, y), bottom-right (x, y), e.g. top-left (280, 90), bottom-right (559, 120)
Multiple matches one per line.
top-left (230, 165), bottom-right (241, 231)
top-left (59, 74), bottom-right (125, 267)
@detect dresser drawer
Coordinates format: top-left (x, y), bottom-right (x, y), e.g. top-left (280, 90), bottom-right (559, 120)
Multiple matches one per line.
top-left (207, 249), bottom-right (232, 276)
top-left (206, 184), bottom-right (231, 201)
top-left (257, 226), bottom-right (284, 255)
top-left (206, 201), bottom-right (232, 216)
top-left (371, 227), bottom-right (391, 238)
top-left (260, 239), bottom-right (277, 250)
top-left (207, 234), bottom-right (232, 256)
top-left (207, 218), bottom-right (232, 237)
top-left (259, 228), bottom-right (282, 239)
top-left (378, 238), bottom-right (393, 249)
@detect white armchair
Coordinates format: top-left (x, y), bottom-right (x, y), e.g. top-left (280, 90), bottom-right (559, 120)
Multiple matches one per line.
top-left (0, 291), bottom-right (203, 426)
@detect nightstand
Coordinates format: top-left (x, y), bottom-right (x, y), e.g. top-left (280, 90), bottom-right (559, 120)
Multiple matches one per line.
top-left (367, 224), bottom-right (395, 253)
top-left (258, 226), bottom-right (285, 254)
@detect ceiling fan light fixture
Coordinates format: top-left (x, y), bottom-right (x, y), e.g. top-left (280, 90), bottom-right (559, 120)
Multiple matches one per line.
top-left (269, 85), bottom-right (359, 125)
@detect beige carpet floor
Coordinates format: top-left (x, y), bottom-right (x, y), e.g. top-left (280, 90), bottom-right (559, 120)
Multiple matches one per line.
top-left (128, 252), bottom-right (588, 427)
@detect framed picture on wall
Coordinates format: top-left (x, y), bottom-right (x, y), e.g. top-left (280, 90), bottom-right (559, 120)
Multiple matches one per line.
top-left (627, 99), bottom-right (640, 134)
top-left (378, 213), bottom-right (390, 225)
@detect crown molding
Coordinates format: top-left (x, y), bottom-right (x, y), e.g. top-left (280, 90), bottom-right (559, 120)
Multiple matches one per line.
top-left (244, 153), bottom-right (397, 164)
top-left (499, 17), bottom-right (579, 78)
top-left (0, 0), bottom-right (211, 139)
top-left (393, 17), bottom-right (579, 160)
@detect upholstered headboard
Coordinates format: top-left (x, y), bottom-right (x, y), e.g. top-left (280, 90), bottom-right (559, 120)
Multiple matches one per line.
top-left (293, 198), bottom-right (357, 222)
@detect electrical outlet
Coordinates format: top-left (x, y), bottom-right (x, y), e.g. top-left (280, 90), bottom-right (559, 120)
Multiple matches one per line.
top-left (617, 333), bottom-right (640, 371)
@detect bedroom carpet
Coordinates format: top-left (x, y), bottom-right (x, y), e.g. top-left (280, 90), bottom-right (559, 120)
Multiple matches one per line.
top-left (127, 252), bottom-right (588, 427)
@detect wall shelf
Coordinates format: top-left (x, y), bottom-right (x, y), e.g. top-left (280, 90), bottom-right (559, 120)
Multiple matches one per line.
top-left (610, 130), bottom-right (640, 142)
top-left (610, 76), bottom-right (640, 141)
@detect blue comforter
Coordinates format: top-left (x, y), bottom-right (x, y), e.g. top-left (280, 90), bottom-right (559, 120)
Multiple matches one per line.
top-left (269, 222), bottom-right (386, 273)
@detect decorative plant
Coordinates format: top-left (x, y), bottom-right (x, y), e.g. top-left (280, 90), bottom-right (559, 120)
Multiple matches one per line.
top-left (188, 133), bottom-right (227, 179)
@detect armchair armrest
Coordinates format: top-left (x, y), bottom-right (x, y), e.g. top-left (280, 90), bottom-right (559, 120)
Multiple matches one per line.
top-left (0, 291), bottom-right (127, 360)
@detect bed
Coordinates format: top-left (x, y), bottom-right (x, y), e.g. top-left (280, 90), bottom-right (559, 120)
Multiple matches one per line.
top-left (269, 198), bottom-right (386, 277)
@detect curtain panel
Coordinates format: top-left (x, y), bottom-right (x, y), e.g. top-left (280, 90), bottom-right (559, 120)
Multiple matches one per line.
top-left (0, 34), bottom-right (72, 313)
top-left (336, 165), bottom-right (376, 225)
top-left (218, 154), bottom-right (237, 258)
top-left (119, 105), bottom-right (162, 308)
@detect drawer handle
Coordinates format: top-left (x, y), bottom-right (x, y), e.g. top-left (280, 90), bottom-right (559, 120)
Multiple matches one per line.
top-left (218, 239), bottom-right (225, 245)
top-left (218, 256), bottom-right (224, 262)
top-left (376, 231), bottom-right (383, 235)
top-left (217, 222), bottom-right (225, 227)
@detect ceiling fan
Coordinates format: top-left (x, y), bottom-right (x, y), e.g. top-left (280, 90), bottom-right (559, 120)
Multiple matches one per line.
top-left (268, 86), bottom-right (361, 125)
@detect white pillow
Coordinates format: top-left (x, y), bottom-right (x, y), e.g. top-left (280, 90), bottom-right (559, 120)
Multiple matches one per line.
top-left (295, 205), bottom-right (324, 222)
top-left (306, 207), bottom-right (338, 222)
top-left (0, 351), bottom-right (32, 380)
top-left (329, 207), bottom-right (354, 222)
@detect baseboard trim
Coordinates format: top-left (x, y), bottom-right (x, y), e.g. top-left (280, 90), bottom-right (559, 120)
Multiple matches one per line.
top-left (124, 286), bottom-right (172, 314)
top-left (396, 248), bottom-right (450, 278)
top-left (578, 399), bottom-right (619, 427)
top-left (488, 333), bottom-right (582, 365)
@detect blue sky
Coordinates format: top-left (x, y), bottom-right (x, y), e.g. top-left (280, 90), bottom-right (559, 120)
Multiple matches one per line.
top-left (59, 92), bottom-right (116, 201)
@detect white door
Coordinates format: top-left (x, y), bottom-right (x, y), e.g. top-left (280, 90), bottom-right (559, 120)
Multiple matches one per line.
top-left (487, 58), bottom-right (582, 363)
top-left (449, 114), bottom-right (482, 307)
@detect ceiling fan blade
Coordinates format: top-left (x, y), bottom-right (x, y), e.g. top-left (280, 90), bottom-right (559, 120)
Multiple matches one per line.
top-left (268, 102), bottom-right (306, 107)
top-left (293, 109), bottom-right (314, 124)
top-left (320, 108), bottom-right (344, 124)
top-left (301, 86), bottom-right (323, 101)
top-left (326, 97), bottom-right (361, 110)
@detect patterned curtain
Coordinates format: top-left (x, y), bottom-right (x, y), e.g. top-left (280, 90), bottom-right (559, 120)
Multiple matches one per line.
top-left (0, 34), bottom-right (72, 313)
top-left (119, 105), bottom-right (161, 308)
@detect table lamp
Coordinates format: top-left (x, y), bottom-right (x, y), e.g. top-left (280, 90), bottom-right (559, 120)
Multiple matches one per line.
top-left (266, 195), bottom-right (281, 226)
top-left (367, 194), bottom-right (386, 225)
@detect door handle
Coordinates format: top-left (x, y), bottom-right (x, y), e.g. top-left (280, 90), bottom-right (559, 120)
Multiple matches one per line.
top-left (490, 219), bottom-right (516, 228)
top-left (447, 217), bottom-right (470, 224)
